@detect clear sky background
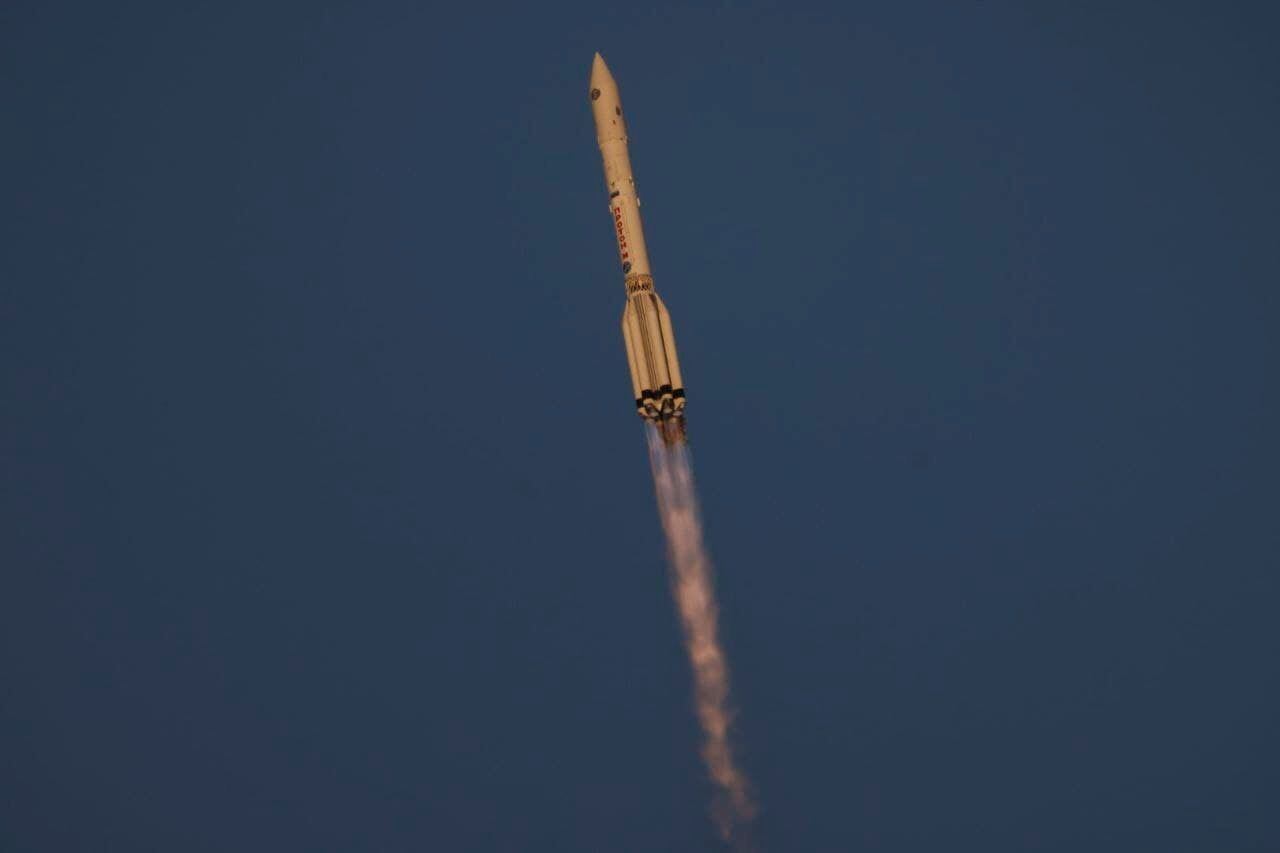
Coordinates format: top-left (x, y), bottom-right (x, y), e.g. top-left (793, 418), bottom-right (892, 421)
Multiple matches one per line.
top-left (4, 2), bottom-right (1278, 850)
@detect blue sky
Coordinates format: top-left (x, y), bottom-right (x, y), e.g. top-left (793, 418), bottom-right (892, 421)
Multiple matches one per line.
top-left (4, 2), bottom-right (1278, 850)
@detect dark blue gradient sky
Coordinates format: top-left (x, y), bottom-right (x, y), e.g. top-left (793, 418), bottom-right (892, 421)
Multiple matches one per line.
top-left (4, 2), bottom-right (1278, 850)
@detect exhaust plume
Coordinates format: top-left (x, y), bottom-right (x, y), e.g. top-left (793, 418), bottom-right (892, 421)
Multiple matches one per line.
top-left (645, 424), bottom-right (756, 847)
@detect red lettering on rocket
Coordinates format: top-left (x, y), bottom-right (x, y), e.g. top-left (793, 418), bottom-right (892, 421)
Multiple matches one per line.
top-left (613, 206), bottom-right (629, 260)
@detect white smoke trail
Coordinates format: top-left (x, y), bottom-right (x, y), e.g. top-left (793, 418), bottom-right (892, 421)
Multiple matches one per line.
top-left (645, 424), bottom-right (757, 847)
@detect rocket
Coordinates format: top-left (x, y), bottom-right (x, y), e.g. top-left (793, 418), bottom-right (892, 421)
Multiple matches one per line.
top-left (589, 53), bottom-right (687, 445)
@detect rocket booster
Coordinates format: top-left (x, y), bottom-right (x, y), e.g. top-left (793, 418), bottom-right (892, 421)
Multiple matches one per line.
top-left (589, 53), bottom-right (686, 442)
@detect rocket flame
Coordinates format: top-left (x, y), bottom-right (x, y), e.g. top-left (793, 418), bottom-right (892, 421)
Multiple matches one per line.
top-left (646, 424), bottom-right (757, 846)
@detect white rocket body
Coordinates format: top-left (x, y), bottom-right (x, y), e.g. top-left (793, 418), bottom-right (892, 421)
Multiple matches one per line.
top-left (590, 53), bottom-right (686, 432)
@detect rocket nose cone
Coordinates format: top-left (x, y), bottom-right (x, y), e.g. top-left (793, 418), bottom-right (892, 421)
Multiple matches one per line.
top-left (589, 52), bottom-right (624, 139)
top-left (590, 52), bottom-right (613, 88)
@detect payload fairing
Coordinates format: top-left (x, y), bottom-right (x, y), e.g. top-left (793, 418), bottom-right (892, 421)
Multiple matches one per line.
top-left (590, 53), bottom-right (687, 444)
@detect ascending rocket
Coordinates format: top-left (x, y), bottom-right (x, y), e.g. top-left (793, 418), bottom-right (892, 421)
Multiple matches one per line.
top-left (590, 53), bottom-right (687, 445)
